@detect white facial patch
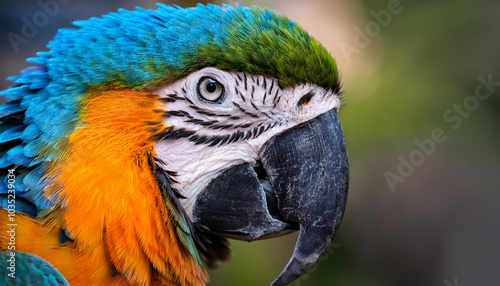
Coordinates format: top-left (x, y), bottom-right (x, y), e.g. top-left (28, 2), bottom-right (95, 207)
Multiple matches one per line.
top-left (152, 67), bottom-right (341, 217)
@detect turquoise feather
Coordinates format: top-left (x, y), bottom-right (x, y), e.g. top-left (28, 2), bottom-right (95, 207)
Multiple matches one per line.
top-left (0, 252), bottom-right (69, 286)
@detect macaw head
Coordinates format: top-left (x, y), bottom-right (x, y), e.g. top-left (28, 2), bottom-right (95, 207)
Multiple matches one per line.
top-left (155, 67), bottom-right (348, 285)
top-left (0, 4), bottom-right (348, 285)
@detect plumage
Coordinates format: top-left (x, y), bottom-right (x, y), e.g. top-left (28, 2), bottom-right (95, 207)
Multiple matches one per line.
top-left (0, 4), bottom-right (347, 286)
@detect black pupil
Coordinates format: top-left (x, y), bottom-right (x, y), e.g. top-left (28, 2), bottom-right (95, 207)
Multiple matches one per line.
top-left (206, 80), bottom-right (217, 93)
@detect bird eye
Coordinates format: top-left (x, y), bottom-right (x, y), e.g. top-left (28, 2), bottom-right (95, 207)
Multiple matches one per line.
top-left (197, 77), bottom-right (224, 102)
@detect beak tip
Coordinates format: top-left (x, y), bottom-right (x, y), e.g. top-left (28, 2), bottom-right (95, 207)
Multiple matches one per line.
top-left (270, 255), bottom-right (315, 286)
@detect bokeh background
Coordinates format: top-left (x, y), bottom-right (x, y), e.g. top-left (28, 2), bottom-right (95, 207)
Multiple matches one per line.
top-left (1, 0), bottom-right (499, 285)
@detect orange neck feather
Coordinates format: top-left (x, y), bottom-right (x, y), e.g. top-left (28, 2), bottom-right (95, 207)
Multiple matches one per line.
top-left (40, 89), bottom-right (207, 285)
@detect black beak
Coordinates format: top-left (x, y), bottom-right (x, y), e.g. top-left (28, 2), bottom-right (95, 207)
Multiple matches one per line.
top-left (192, 110), bottom-right (349, 285)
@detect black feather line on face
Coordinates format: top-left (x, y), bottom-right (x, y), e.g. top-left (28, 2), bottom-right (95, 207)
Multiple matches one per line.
top-left (185, 119), bottom-right (218, 127)
top-left (268, 80), bottom-right (275, 95)
top-left (256, 125), bottom-right (266, 137)
top-left (250, 101), bottom-right (259, 111)
top-left (232, 102), bottom-right (246, 112)
top-left (164, 110), bottom-right (187, 117)
top-left (273, 93), bottom-right (282, 109)
top-left (152, 127), bottom-right (191, 141)
top-left (193, 109), bottom-right (233, 119)
top-left (272, 89), bottom-right (280, 104)
top-left (232, 102), bottom-right (260, 119)
top-left (219, 134), bottom-right (230, 145)
top-left (160, 94), bottom-right (188, 102)
top-left (159, 97), bottom-right (176, 103)
top-left (262, 112), bottom-right (272, 119)
top-left (196, 110), bottom-right (217, 117)
top-left (243, 73), bottom-right (248, 90)
top-left (234, 123), bottom-right (252, 129)
top-left (227, 132), bottom-right (239, 144)
top-left (208, 135), bottom-right (223, 147)
top-left (192, 134), bottom-right (209, 145)
top-left (179, 110), bottom-right (194, 119)
top-left (237, 89), bottom-right (246, 102)
top-left (244, 130), bottom-right (253, 140)
top-left (209, 124), bottom-right (233, 130)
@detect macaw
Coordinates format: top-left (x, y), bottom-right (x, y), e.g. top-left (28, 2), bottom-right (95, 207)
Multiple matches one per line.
top-left (0, 4), bottom-right (348, 286)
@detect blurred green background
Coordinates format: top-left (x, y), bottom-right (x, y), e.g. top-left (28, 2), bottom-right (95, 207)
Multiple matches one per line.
top-left (1, 0), bottom-right (499, 285)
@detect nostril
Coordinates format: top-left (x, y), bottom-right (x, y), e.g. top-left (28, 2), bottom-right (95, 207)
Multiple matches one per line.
top-left (297, 91), bottom-right (315, 106)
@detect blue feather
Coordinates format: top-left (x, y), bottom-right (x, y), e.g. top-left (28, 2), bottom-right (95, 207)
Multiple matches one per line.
top-left (0, 146), bottom-right (32, 168)
top-left (0, 101), bottom-right (23, 114)
top-left (0, 126), bottom-right (24, 143)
